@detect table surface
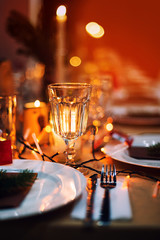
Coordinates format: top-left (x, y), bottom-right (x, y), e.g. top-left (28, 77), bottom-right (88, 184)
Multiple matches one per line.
top-left (1, 123), bottom-right (160, 240)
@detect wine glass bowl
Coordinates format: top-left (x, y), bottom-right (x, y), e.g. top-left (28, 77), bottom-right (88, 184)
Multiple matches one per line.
top-left (48, 83), bottom-right (92, 165)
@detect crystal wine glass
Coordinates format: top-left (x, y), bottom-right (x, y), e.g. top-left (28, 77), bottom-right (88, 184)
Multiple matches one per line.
top-left (48, 83), bottom-right (92, 166)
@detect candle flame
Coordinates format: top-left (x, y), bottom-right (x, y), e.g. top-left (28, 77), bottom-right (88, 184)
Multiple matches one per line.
top-left (34, 100), bottom-right (40, 108)
top-left (56, 5), bottom-right (66, 17)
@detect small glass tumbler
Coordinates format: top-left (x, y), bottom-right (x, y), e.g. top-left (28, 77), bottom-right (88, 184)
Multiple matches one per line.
top-left (0, 95), bottom-right (17, 156)
top-left (89, 74), bottom-right (113, 121)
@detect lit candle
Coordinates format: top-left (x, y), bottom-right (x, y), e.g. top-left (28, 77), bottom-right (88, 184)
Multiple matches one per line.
top-left (56, 5), bottom-right (67, 82)
top-left (29, 0), bottom-right (41, 26)
top-left (23, 100), bottom-right (48, 144)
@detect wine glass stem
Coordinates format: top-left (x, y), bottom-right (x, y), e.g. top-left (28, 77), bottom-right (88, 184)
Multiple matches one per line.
top-left (65, 139), bottom-right (76, 165)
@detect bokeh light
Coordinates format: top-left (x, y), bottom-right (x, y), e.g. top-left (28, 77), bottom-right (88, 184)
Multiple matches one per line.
top-left (85, 22), bottom-right (105, 38)
top-left (69, 56), bottom-right (81, 67)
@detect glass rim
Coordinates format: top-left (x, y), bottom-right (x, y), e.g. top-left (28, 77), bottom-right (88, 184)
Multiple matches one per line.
top-left (48, 82), bottom-right (92, 89)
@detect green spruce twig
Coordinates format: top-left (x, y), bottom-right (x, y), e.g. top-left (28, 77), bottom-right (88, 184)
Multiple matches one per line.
top-left (148, 142), bottom-right (160, 156)
top-left (0, 169), bottom-right (37, 197)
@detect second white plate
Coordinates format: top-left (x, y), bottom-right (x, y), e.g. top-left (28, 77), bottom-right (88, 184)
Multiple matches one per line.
top-left (104, 134), bottom-right (160, 168)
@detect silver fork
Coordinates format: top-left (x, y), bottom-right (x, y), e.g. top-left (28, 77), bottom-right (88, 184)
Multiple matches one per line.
top-left (98, 164), bottom-right (116, 225)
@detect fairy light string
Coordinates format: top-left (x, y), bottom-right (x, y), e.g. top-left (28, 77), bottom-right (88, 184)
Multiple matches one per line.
top-left (17, 125), bottom-right (160, 183)
top-left (18, 138), bottom-right (58, 162)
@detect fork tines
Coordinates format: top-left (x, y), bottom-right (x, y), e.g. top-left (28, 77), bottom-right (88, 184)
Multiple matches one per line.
top-left (100, 164), bottom-right (116, 187)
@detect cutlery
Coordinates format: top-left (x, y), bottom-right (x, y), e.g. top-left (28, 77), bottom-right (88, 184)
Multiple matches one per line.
top-left (84, 173), bottom-right (98, 227)
top-left (98, 164), bottom-right (116, 226)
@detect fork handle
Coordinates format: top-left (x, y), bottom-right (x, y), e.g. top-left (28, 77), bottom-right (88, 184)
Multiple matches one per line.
top-left (99, 189), bottom-right (110, 224)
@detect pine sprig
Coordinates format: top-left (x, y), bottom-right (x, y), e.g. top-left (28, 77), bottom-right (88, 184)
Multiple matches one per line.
top-left (148, 142), bottom-right (160, 156)
top-left (0, 169), bottom-right (37, 197)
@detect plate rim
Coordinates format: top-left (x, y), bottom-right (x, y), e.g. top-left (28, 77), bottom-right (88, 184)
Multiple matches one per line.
top-left (108, 134), bottom-right (160, 169)
top-left (112, 149), bottom-right (160, 169)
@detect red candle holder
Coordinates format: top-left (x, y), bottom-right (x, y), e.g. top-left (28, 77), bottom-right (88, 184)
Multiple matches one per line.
top-left (0, 139), bottom-right (12, 165)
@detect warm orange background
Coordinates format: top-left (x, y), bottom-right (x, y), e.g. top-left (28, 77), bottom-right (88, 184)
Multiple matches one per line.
top-left (0, 0), bottom-right (160, 79)
top-left (67, 0), bottom-right (160, 79)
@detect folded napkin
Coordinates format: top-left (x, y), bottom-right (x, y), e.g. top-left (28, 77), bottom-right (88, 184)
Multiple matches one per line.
top-left (128, 146), bottom-right (160, 160)
top-left (71, 177), bottom-right (132, 221)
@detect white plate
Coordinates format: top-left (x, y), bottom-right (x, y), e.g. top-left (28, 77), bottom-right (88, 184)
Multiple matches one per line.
top-left (111, 105), bottom-right (160, 125)
top-left (104, 134), bottom-right (160, 168)
top-left (0, 159), bottom-right (86, 220)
